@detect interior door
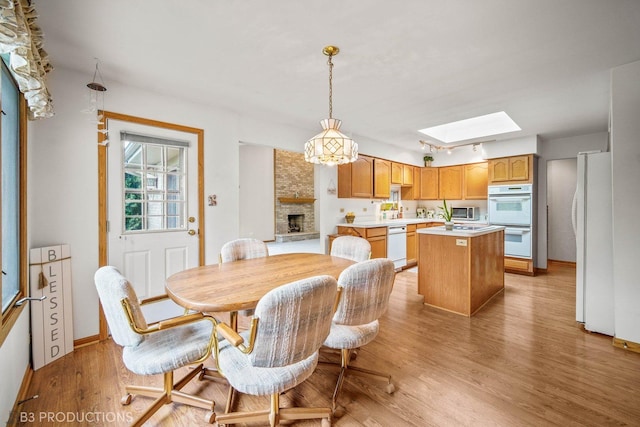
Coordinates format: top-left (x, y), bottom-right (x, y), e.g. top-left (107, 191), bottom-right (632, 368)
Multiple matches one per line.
top-left (106, 119), bottom-right (200, 320)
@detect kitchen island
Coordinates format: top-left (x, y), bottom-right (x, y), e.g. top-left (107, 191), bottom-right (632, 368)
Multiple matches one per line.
top-left (417, 225), bottom-right (505, 316)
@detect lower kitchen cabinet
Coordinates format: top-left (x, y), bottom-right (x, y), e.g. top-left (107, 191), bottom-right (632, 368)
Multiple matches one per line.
top-left (406, 224), bottom-right (417, 266)
top-left (504, 256), bottom-right (534, 275)
top-left (334, 226), bottom-right (387, 258)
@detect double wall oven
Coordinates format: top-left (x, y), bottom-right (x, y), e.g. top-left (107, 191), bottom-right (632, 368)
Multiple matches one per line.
top-left (488, 184), bottom-right (533, 258)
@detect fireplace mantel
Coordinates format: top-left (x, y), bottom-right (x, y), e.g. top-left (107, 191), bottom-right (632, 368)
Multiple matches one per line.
top-left (278, 197), bottom-right (316, 204)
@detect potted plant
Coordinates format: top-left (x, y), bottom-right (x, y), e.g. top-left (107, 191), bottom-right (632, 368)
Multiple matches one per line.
top-left (439, 199), bottom-right (454, 230)
top-left (423, 155), bottom-right (434, 167)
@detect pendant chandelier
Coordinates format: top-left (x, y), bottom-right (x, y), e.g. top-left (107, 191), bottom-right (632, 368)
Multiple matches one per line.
top-left (304, 46), bottom-right (358, 166)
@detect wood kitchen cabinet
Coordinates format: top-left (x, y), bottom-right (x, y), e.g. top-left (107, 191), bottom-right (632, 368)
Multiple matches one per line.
top-left (373, 158), bottom-right (391, 199)
top-left (391, 162), bottom-right (403, 184)
top-left (338, 155), bottom-right (374, 198)
top-left (439, 165), bottom-right (463, 200)
top-left (488, 155), bottom-right (532, 184)
top-left (402, 164), bottom-right (414, 186)
top-left (391, 162), bottom-right (414, 186)
top-left (419, 167), bottom-right (439, 200)
top-left (406, 224), bottom-right (417, 266)
top-left (463, 162), bottom-right (488, 199)
top-left (335, 226), bottom-right (387, 258)
top-left (401, 166), bottom-right (421, 200)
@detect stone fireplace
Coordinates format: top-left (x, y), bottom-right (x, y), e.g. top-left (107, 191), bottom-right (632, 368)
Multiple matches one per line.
top-left (274, 150), bottom-right (319, 242)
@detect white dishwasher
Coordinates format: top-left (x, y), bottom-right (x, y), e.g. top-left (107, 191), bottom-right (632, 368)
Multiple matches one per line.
top-left (387, 225), bottom-right (407, 270)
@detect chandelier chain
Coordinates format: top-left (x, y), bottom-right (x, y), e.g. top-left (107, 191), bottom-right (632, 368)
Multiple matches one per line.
top-left (327, 55), bottom-right (334, 118)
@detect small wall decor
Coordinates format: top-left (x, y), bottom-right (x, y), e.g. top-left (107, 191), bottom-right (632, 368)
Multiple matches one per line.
top-left (208, 195), bottom-right (217, 206)
top-left (327, 179), bottom-right (337, 195)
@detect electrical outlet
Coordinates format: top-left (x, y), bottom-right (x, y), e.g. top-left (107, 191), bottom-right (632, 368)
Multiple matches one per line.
top-left (340, 208), bottom-right (344, 213)
top-left (363, 208), bottom-right (367, 212)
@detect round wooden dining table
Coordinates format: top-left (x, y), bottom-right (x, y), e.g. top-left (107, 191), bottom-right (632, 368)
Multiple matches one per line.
top-left (165, 253), bottom-right (355, 314)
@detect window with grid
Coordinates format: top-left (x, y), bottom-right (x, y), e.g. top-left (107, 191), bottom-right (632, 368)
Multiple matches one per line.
top-left (1, 56), bottom-right (21, 313)
top-left (121, 132), bottom-right (188, 233)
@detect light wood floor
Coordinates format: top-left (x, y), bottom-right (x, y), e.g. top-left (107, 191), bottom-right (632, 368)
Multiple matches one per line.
top-left (14, 263), bottom-right (640, 426)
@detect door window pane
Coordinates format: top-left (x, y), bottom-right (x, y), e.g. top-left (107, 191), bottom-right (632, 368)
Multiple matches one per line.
top-left (122, 140), bottom-right (186, 233)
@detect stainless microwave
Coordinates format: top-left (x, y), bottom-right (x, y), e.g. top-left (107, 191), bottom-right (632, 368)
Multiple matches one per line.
top-left (451, 207), bottom-right (478, 220)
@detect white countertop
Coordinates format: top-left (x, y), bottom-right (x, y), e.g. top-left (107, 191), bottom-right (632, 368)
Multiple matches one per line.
top-left (417, 224), bottom-right (505, 237)
top-left (337, 218), bottom-right (483, 228)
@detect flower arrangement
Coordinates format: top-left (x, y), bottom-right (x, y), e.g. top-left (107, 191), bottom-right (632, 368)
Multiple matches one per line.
top-left (423, 155), bottom-right (434, 167)
top-left (345, 211), bottom-right (356, 223)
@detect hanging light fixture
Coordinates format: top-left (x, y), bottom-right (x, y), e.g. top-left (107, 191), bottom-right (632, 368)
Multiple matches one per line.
top-left (304, 46), bottom-right (358, 166)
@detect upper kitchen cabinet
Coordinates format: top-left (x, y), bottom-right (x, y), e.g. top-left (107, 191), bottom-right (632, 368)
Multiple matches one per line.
top-left (391, 162), bottom-right (403, 184)
top-left (419, 167), bottom-right (439, 200)
top-left (463, 162), bottom-right (488, 200)
top-left (439, 165), bottom-right (463, 200)
top-left (338, 155), bottom-right (374, 198)
top-left (402, 164), bottom-right (414, 186)
top-left (391, 162), bottom-right (414, 186)
top-left (402, 166), bottom-right (421, 200)
top-left (488, 155), bottom-right (532, 184)
top-left (373, 158), bottom-right (391, 199)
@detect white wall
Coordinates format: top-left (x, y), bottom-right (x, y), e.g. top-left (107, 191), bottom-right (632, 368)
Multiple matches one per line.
top-left (28, 66), bottom-right (313, 340)
top-left (239, 144), bottom-right (274, 241)
top-left (536, 132), bottom-right (608, 269)
top-left (0, 310), bottom-right (30, 425)
top-left (547, 158), bottom-right (577, 262)
top-left (611, 60), bottom-right (640, 344)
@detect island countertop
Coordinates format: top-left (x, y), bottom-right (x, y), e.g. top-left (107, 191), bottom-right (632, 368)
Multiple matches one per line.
top-left (417, 224), bottom-right (505, 237)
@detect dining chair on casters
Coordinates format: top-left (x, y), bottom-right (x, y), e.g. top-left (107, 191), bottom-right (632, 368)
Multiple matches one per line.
top-left (219, 238), bottom-right (269, 263)
top-left (330, 235), bottom-right (371, 262)
top-left (211, 275), bottom-right (338, 427)
top-left (219, 238), bottom-right (269, 326)
top-left (322, 258), bottom-right (396, 415)
top-left (95, 266), bottom-right (219, 426)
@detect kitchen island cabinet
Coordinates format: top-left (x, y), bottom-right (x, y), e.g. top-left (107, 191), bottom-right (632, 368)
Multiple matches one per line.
top-left (418, 225), bottom-right (505, 316)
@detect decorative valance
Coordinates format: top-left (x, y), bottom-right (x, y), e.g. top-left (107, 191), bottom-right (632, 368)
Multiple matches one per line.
top-left (0, 0), bottom-right (53, 119)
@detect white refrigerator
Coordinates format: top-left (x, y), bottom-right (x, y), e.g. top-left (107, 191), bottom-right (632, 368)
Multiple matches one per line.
top-left (573, 151), bottom-right (614, 335)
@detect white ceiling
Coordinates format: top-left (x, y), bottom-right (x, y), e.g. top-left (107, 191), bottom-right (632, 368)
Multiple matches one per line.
top-left (35, 0), bottom-right (640, 151)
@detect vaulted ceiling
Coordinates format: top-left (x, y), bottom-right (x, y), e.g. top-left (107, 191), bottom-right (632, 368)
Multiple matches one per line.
top-left (36, 0), bottom-right (640, 150)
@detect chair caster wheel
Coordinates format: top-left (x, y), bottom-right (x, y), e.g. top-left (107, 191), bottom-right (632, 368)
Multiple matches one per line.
top-left (333, 405), bottom-right (345, 418)
top-left (205, 411), bottom-right (216, 424)
top-left (321, 417), bottom-right (332, 427)
top-left (120, 394), bottom-right (132, 405)
top-left (386, 383), bottom-right (395, 394)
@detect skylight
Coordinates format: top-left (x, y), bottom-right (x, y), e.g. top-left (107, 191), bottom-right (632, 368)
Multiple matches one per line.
top-left (418, 111), bottom-right (521, 143)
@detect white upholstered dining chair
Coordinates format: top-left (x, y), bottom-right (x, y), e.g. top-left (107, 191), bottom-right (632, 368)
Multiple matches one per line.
top-left (219, 238), bottom-right (269, 321)
top-left (322, 258), bottom-right (396, 414)
top-left (211, 275), bottom-right (338, 427)
top-left (330, 235), bottom-right (371, 262)
top-left (95, 266), bottom-right (218, 426)
top-left (219, 238), bottom-right (269, 263)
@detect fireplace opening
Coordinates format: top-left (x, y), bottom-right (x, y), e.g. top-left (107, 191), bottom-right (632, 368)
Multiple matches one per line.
top-left (288, 214), bottom-right (304, 233)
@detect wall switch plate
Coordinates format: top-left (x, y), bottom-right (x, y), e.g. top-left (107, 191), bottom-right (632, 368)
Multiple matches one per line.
top-left (456, 239), bottom-right (468, 246)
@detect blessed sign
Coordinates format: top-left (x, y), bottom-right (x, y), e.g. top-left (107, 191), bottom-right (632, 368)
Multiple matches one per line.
top-left (29, 245), bottom-right (74, 370)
